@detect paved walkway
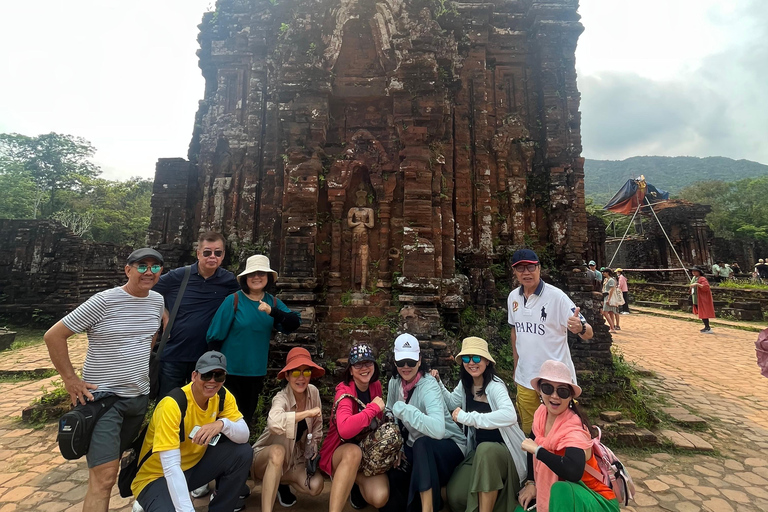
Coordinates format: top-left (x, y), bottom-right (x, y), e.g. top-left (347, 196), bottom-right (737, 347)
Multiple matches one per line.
top-left (613, 313), bottom-right (768, 512)
top-left (0, 317), bottom-right (767, 511)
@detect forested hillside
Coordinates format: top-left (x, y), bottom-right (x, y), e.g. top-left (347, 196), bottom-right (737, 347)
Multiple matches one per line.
top-left (585, 156), bottom-right (768, 205)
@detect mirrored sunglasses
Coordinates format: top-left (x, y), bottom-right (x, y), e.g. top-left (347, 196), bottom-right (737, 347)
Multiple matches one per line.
top-left (539, 382), bottom-right (572, 399)
top-left (199, 370), bottom-right (227, 382)
top-left (202, 249), bottom-right (224, 258)
top-left (290, 369), bottom-right (312, 378)
top-left (134, 263), bottom-right (162, 274)
top-left (395, 359), bottom-right (418, 368)
top-left (461, 355), bottom-right (483, 364)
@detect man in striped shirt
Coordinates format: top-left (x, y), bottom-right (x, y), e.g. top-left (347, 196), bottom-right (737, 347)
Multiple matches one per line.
top-left (44, 248), bottom-right (165, 512)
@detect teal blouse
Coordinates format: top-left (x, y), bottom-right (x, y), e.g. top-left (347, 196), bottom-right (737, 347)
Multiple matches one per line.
top-left (206, 291), bottom-right (294, 377)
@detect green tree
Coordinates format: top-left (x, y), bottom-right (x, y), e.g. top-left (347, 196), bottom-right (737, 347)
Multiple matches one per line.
top-left (679, 177), bottom-right (768, 241)
top-left (0, 159), bottom-right (38, 219)
top-left (0, 132), bottom-right (101, 217)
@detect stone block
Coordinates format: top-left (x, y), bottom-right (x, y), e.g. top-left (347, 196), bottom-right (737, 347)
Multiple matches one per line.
top-left (659, 429), bottom-right (695, 450)
top-left (599, 411), bottom-right (622, 422)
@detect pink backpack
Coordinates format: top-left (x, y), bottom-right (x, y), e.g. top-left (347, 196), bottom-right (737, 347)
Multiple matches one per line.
top-left (756, 328), bottom-right (768, 378)
top-left (584, 427), bottom-right (636, 506)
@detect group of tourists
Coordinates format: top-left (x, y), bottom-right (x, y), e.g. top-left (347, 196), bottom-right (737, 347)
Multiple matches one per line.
top-left (43, 237), bottom-right (623, 512)
top-left (587, 262), bottom-right (629, 334)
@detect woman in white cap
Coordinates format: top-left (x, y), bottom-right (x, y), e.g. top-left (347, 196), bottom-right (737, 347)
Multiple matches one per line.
top-left (206, 255), bottom-right (301, 428)
top-left (380, 333), bottom-right (467, 512)
top-left (516, 360), bottom-right (618, 512)
top-left (430, 336), bottom-right (527, 512)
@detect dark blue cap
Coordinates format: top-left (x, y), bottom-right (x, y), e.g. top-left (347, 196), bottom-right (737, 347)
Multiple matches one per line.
top-left (511, 249), bottom-right (539, 266)
top-left (349, 343), bottom-right (376, 365)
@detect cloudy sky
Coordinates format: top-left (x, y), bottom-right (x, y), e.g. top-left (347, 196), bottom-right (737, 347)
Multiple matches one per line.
top-left (1, 0), bottom-right (766, 181)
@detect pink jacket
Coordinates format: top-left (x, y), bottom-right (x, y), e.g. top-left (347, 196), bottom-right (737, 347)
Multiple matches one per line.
top-left (618, 274), bottom-right (628, 292)
top-left (318, 379), bottom-right (383, 476)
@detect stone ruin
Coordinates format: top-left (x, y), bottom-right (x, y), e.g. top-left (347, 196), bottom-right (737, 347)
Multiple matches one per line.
top-left (146, 0), bottom-right (610, 375)
top-left (603, 200), bottom-right (714, 274)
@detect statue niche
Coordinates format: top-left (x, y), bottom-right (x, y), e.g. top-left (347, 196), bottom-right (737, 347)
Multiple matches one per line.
top-left (347, 187), bottom-right (375, 291)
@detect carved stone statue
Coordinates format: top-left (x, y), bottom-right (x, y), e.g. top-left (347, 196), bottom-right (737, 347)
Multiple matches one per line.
top-left (347, 188), bottom-right (375, 291)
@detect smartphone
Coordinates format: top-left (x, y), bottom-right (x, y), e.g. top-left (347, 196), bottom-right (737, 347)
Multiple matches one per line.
top-left (525, 504), bottom-right (536, 511)
top-left (188, 426), bottom-right (221, 446)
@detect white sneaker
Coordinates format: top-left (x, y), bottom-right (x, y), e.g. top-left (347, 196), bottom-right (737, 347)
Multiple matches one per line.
top-left (191, 482), bottom-right (211, 498)
top-left (131, 501), bottom-right (144, 512)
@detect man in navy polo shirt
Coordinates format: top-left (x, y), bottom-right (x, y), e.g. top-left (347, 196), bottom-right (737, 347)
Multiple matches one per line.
top-left (507, 249), bottom-right (593, 434)
top-left (153, 231), bottom-right (240, 399)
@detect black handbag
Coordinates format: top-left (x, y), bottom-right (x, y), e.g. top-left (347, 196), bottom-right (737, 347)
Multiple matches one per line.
top-left (57, 395), bottom-right (119, 460)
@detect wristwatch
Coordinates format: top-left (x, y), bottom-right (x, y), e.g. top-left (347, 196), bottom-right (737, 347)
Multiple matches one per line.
top-left (578, 320), bottom-right (587, 335)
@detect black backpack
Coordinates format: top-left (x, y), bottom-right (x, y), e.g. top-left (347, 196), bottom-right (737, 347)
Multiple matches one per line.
top-left (117, 387), bottom-right (226, 498)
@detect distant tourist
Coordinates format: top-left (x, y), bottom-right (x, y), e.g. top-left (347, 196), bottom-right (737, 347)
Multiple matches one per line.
top-left (688, 267), bottom-right (715, 334)
top-left (587, 261), bottom-right (602, 291)
top-left (711, 262), bottom-right (722, 284)
top-left (731, 262), bottom-right (741, 276)
top-left (717, 261), bottom-right (731, 283)
top-left (44, 248), bottom-right (165, 512)
top-left (616, 268), bottom-right (630, 314)
top-left (507, 249), bottom-right (593, 434)
top-left (754, 259), bottom-right (768, 282)
top-left (600, 268), bottom-right (621, 333)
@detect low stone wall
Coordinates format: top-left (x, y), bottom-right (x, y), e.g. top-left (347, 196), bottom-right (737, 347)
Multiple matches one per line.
top-left (0, 219), bottom-right (132, 325)
top-left (629, 282), bottom-right (768, 319)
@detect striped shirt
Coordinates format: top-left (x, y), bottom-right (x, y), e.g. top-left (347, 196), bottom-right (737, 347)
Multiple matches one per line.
top-left (62, 287), bottom-right (164, 397)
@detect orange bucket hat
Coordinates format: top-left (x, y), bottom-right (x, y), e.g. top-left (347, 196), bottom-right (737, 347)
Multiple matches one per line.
top-left (277, 347), bottom-right (325, 380)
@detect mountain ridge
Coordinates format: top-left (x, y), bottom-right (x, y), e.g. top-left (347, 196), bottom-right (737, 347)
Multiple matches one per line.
top-left (584, 155), bottom-right (768, 205)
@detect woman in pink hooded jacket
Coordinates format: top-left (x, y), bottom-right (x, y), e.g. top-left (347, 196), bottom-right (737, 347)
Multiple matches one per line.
top-left (319, 343), bottom-right (389, 512)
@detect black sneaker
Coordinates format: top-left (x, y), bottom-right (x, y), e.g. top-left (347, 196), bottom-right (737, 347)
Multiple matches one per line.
top-left (700, 328), bottom-right (710, 333)
top-left (350, 483), bottom-right (368, 510)
top-left (277, 484), bottom-right (297, 508)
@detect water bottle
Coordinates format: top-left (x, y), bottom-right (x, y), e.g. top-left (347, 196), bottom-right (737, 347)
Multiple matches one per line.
top-left (306, 433), bottom-right (315, 460)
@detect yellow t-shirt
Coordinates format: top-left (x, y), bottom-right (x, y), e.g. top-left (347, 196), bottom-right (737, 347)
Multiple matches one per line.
top-left (131, 384), bottom-right (243, 498)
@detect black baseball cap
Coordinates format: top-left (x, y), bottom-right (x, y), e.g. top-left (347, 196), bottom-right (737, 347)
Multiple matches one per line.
top-left (511, 249), bottom-right (539, 267)
top-left (127, 248), bottom-right (164, 266)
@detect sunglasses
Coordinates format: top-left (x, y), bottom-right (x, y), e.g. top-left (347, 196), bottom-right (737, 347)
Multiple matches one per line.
top-left (199, 370), bottom-right (227, 382)
top-left (202, 249), bottom-right (224, 258)
top-left (395, 359), bottom-right (418, 368)
top-left (248, 271), bottom-right (269, 278)
top-left (461, 355), bottom-right (483, 364)
top-left (539, 382), bottom-right (573, 399)
top-left (289, 369), bottom-right (313, 378)
top-left (352, 360), bottom-right (374, 370)
top-left (513, 264), bottom-right (539, 273)
top-left (134, 263), bottom-right (162, 274)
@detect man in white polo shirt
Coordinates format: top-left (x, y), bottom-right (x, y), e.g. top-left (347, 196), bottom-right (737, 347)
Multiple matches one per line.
top-left (507, 249), bottom-right (593, 434)
top-left (44, 248), bottom-right (165, 512)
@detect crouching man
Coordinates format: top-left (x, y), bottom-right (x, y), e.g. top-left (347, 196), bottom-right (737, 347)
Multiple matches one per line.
top-left (131, 351), bottom-right (252, 511)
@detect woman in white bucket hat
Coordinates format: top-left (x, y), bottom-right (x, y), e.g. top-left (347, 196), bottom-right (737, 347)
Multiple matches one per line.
top-left (206, 255), bottom-right (301, 430)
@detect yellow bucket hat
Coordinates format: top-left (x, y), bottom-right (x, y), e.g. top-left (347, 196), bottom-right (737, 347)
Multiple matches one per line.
top-left (455, 336), bottom-right (496, 364)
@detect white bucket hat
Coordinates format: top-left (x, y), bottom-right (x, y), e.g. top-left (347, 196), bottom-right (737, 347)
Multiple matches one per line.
top-left (238, 255), bottom-right (278, 279)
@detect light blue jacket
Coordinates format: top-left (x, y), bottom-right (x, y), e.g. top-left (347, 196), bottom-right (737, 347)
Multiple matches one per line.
top-left (436, 376), bottom-right (527, 483)
top-left (386, 374), bottom-right (467, 455)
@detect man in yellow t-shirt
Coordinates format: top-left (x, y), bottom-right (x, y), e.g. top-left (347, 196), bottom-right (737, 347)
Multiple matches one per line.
top-left (132, 351), bottom-right (251, 511)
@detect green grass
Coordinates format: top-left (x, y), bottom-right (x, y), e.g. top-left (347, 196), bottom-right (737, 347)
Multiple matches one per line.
top-left (2, 325), bottom-right (47, 350)
top-left (0, 369), bottom-right (57, 382)
top-left (716, 279), bottom-right (768, 291)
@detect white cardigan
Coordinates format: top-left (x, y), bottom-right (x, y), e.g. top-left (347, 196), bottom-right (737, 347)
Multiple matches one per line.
top-left (436, 376), bottom-right (527, 483)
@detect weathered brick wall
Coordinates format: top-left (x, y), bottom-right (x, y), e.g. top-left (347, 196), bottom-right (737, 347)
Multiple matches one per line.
top-left (0, 220), bottom-right (131, 324)
top-left (148, 0), bottom-right (612, 375)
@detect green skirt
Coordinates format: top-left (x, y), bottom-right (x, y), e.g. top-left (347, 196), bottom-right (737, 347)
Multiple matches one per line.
top-left (447, 442), bottom-right (521, 512)
top-left (513, 481), bottom-right (619, 512)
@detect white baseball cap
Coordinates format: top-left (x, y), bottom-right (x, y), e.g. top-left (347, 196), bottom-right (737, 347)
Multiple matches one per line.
top-left (394, 333), bottom-right (420, 362)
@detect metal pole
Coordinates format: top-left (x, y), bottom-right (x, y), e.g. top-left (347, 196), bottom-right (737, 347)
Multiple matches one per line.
top-left (607, 203), bottom-right (642, 268)
top-left (644, 197), bottom-right (691, 282)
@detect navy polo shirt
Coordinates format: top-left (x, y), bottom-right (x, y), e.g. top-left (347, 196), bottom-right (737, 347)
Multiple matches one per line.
top-left (153, 262), bottom-right (240, 362)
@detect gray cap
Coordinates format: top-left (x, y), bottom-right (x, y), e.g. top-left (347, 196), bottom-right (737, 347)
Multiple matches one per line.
top-left (196, 351), bottom-right (227, 373)
top-left (127, 248), bottom-right (164, 265)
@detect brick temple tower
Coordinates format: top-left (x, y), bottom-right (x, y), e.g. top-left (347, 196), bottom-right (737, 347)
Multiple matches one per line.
top-left (148, 0), bottom-right (607, 370)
